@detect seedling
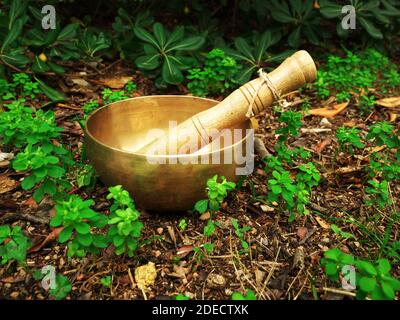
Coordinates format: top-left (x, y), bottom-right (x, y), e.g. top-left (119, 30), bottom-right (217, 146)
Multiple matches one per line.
top-left (49, 275), bottom-right (72, 300)
top-left (102, 88), bottom-right (129, 104)
top-left (50, 195), bottom-right (108, 258)
top-left (175, 293), bottom-right (190, 300)
top-left (331, 224), bottom-right (355, 239)
top-left (124, 80), bottom-right (137, 94)
top-left (365, 180), bottom-right (391, 209)
top-left (178, 218), bottom-right (188, 232)
top-left (100, 276), bottom-right (112, 288)
top-left (231, 218), bottom-right (250, 254)
top-left (276, 111), bottom-right (303, 141)
top-left (0, 225), bottom-right (31, 265)
top-left (336, 127), bottom-right (365, 154)
top-left (322, 248), bottom-right (400, 300)
top-left (107, 185), bottom-right (143, 257)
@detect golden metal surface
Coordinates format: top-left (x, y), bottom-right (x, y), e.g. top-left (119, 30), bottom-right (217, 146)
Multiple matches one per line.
top-left (84, 96), bottom-right (252, 212)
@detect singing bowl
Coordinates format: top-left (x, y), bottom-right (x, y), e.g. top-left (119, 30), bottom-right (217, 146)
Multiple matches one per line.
top-left (84, 96), bottom-right (253, 212)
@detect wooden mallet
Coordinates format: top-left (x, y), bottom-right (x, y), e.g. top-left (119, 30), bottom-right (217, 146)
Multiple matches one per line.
top-left (138, 50), bottom-right (317, 155)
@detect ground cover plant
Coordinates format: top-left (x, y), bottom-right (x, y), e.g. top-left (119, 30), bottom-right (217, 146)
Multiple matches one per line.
top-left (0, 0), bottom-right (399, 303)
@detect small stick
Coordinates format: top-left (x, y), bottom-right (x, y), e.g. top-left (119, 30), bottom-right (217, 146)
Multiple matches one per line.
top-left (322, 287), bottom-right (356, 297)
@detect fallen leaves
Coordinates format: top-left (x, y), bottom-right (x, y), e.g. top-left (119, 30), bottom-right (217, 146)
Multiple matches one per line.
top-left (377, 97), bottom-right (400, 108)
top-left (0, 175), bottom-right (18, 194)
top-left (96, 76), bottom-right (132, 89)
top-left (308, 102), bottom-right (348, 118)
top-left (314, 138), bottom-right (332, 153)
top-left (315, 216), bottom-right (330, 229)
top-left (297, 227), bottom-right (308, 240)
top-left (28, 227), bottom-right (63, 253)
top-left (0, 152), bottom-right (13, 168)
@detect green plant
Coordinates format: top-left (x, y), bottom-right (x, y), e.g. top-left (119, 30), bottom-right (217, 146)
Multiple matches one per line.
top-left (365, 180), bottom-right (391, 209)
top-left (331, 224), bottom-right (356, 239)
top-left (124, 80), bottom-right (137, 94)
top-left (314, 50), bottom-right (400, 102)
top-left (0, 225), bottom-right (31, 265)
top-left (187, 48), bottom-right (240, 97)
top-left (76, 164), bottom-right (97, 189)
top-left (221, 31), bottom-right (290, 83)
top-left (100, 275), bottom-right (112, 288)
top-left (231, 218), bottom-right (250, 254)
top-left (194, 175), bottom-right (236, 214)
top-left (76, 29), bottom-right (111, 60)
top-left (134, 22), bottom-right (205, 85)
top-left (50, 195), bottom-right (108, 258)
top-left (232, 289), bottom-right (257, 300)
top-left (175, 293), bottom-right (190, 300)
top-left (178, 218), bottom-right (187, 232)
top-left (101, 88), bottom-right (128, 105)
top-left (106, 185), bottom-right (143, 257)
top-left (269, 0), bottom-right (324, 47)
top-left (193, 242), bottom-right (214, 265)
top-left (322, 248), bottom-right (400, 300)
top-left (359, 95), bottom-right (377, 115)
top-left (276, 111), bottom-right (303, 141)
top-left (49, 275), bottom-right (72, 300)
top-left (297, 162), bottom-right (321, 190)
top-left (336, 127), bottom-right (365, 154)
top-left (366, 121), bottom-right (400, 149)
top-left (11, 73), bottom-right (40, 98)
top-left (320, 0), bottom-right (400, 40)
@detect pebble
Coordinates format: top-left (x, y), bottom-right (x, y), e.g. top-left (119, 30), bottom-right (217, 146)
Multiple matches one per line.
top-left (207, 274), bottom-right (226, 289)
top-left (156, 228), bottom-right (163, 235)
top-left (10, 292), bottom-right (19, 299)
top-left (199, 212), bottom-right (210, 221)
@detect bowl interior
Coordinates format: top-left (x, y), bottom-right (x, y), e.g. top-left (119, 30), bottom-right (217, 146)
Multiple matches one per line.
top-left (85, 96), bottom-right (249, 155)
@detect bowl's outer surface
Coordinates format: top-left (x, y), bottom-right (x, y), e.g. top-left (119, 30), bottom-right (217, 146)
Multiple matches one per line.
top-left (84, 96), bottom-right (253, 211)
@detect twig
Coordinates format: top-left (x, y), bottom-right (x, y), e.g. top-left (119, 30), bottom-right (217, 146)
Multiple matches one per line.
top-left (322, 287), bottom-right (356, 297)
top-left (0, 212), bottom-right (49, 225)
top-left (299, 227), bottom-right (317, 245)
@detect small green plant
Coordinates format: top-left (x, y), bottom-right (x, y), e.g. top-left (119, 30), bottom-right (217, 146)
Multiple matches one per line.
top-left (365, 180), bottom-right (391, 209)
top-left (134, 22), bottom-right (205, 85)
top-left (322, 248), bottom-right (400, 300)
top-left (232, 289), bottom-right (257, 300)
top-left (331, 224), bottom-right (355, 239)
top-left (231, 218), bottom-right (250, 254)
top-left (124, 80), bottom-right (137, 94)
top-left (106, 185), bottom-right (143, 257)
top-left (76, 164), bottom-right (97, 189)
top-left (0, 225), bottom-right (31, 265)
top-left (187, 49), bottom-right (240, 97)
top-left (359, 95), bottom-right (376, 115)
top-left (193, 242), bottom-right (214, 265)
top-left (336, 127), bottom-right (365, 154)
top-left (178, 218), bottom-right (187, 232)
top-left (49, 275), bottom-right (72, 300)
top-left (276, 111), bottom-right (303, 141)
top-left (296, 162), bottom-right (321, 190)
top-left (100, 276), bottom-right (112, 288)
top-left (175, 293), bottom-right (190, 300)
top-left (11, 73), bottom-right (41, 99)
top-left (50, 195), bottom-right (108, 258)
top-left (366, 122), bottom-right (399, 149)
top-left (194, 175), bottom-right (236, 214)
top-left (102, 88), bottom-right (129, 105)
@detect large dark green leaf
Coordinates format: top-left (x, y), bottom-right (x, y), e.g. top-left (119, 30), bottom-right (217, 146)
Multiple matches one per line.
top-left (1, 48), bottom-right (29, 67)
top-left (35, 77), bottom-right (66, 102)
top-left (319, 0), bottom-right (343, 18)
top-left (133, 25), bottom-right (160, 50)
top-left (234, 37), bottom-right (254, 60)
top-left (358, 17), bottom-right (383, 39)
top-left (135, 54), bottom-right (160, 70)
top-left (8, 0), bottom-right (26, 29)
top-left (234, 65), bottom-right (257, 84)
top-left (165, 26), bottom-right (185, 47)
top-left (270, 0), bottom-right (293, 23)
top-left (162, 56), bottom-right (183, 84)
top-left (288, 27), bottom-right (301, 48)
top-left (57, 24), bottom-right (79, 42)
top-left (1, 17), bottom-right (24, 52)
top-left (32, 55), bottom-right (50, 73)
top-left (153, 22), bottom-right (167, 48)
top-left (48, 61), bottom-right (65, 74)
top-left (166, 36), bottom-right (205, 52)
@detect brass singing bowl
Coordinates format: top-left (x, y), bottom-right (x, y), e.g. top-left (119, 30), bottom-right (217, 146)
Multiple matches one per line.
top-left (84, 96), bottom-right (253, 212)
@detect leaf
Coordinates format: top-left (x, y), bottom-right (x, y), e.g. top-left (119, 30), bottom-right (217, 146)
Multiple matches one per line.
top-left (133, 26), bottom-right (160, 50)
top-left (21, 175), bottom-right (37, 190)
top-left (47, 166), bottom-right (65, 179)
top-left (0, 175), bottom-right (18, 194)
top-left (234, 37), bottom-right (254, 60)
top-left (1, 18), bottom-right (24, 52)
top-left (48, 62), bottom-right (65, 75)
top-left (28, 227), bottom-right (63, 253)
top-left (325, 263), bottom-right (338, 276)
top-left (98, 76), bottom-right (132, 89)
top-left (358, 17), bottom-right (383, 39)
top-left (359, 277), bottom-right (377, 292)
top-left (167, 36), bottom-right (205, 52)
top-left (59, 226), bottom-right (73, 243)
top-left (378, 259), bottom-right (391, 275)
top-left (308, 102), bottom-right (349, 118)
top-left (165, 26), bottom-right (184, 47)
top-left (194, 199), bottom-right (208, 213)
top-left (377, 97), bottom-right (400, 108)
top-left (162, 56), bottom-right (183, 84)
top-left (288, 27), bottom-right (301, 48)
top-left (57, 24), bottom-right (79, 42)
top-left (357, 261), bottom-right (377, 276)
top-left (113, 235), bottom-right (124, 247)
top-left (135, 54), bottom-right (160, 70)
top-left (153, 22), bottom-right (167, 48)
top-left (76, 232), bottom-right (92, 246)
top-left (34, 77), bottom-right (66, 102)
top-left (75, 223), bottom-right (90, 235)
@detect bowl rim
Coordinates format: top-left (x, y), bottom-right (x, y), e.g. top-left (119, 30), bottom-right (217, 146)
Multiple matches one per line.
top-left (84, 95), bottom-right (253, 158)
